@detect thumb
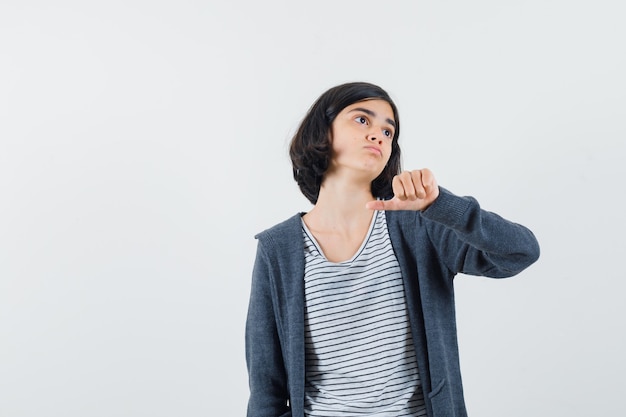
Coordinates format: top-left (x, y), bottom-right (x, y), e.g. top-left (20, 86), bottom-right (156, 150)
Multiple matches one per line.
top-left (365, 198), bottom-right (401, 211)
top-left (365, 200), bottom-right (384, 210)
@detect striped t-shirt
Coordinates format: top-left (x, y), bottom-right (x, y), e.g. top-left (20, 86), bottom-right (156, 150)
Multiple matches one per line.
top-left (301, 210), bottom-right (426, 416)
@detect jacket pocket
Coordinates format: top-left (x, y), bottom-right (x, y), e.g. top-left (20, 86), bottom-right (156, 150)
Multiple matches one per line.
top-left (428, 379), bottom-right (453, 416)
top-left (428, 379), bottom-right (446, 399)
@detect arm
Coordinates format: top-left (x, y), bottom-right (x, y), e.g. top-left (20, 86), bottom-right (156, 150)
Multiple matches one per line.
top-left (367, 169), bottom-right (540, 277)
top-left (245, 242), bottom-right (291, 416)
top-left (421, 187), bottom-right (540, 277)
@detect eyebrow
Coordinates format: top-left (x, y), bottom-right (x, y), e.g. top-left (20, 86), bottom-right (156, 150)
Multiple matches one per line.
top-left (349, 107), bottom-right (396, 129)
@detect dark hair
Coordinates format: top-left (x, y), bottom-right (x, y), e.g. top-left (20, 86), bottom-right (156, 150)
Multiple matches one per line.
top-left (289, 82), bottom-right (402, 204)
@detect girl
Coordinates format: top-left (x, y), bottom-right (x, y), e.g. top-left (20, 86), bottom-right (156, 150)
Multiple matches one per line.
top-left (245, 82), bottom-right (539, 417)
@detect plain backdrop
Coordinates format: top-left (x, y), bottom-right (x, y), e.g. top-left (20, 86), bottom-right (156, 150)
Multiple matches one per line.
top-left (1, 1), bottom-right (625, 416)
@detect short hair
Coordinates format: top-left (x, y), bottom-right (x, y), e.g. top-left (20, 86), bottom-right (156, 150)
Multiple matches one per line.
top-left (289, 82), bottom-right (402, 204)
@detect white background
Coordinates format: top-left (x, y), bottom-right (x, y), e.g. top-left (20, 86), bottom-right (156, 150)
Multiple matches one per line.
top-left (1, 1), bottom-right (624, 416)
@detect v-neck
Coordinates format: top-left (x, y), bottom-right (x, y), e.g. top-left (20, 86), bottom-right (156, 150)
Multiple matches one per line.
top-left (301, 211), bottom-right (380, 265)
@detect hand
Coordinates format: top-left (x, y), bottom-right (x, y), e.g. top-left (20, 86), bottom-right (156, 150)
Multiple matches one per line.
top-left (366, 169), bottom-right (440, 211)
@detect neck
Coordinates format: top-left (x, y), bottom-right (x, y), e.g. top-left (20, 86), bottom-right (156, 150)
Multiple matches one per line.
top-left (306, 173), bottom-right (375, 230)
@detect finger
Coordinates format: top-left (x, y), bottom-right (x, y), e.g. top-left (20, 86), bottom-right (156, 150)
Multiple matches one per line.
top-left (410, 170), bottom-right (426, 199)
top-left (392, 175), bottom-right (406, 200)
top-left (420, 168), bottom-right (438, 196)
top-left (397, 171), bottom-right (418, 200)
top-left (401, 171), bottom-right (418, 200)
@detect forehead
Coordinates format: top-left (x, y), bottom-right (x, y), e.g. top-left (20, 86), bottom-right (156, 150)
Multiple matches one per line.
top-left (341, 99), bottom-right (395, 120)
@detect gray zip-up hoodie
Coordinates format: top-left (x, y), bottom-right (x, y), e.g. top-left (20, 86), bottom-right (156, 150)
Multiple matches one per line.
top-left (245, 188), bottom-right (540, 417)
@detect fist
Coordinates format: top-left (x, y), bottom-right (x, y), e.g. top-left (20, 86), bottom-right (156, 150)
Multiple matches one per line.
top-left (366, 169), bottom-right (439, 211)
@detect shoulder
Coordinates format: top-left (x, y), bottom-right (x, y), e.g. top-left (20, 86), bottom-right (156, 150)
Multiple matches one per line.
top-left (255, 213), bottom-right (304, 250)
top-left (253, 214), bottom-right (306, 273)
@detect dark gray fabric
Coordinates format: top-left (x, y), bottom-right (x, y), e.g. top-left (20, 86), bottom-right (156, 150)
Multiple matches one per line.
top-left (245, 187), bottom-right (540, 417)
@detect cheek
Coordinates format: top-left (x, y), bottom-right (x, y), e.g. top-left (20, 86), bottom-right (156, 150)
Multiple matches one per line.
top-left (383, 143), bottom-right (394, 162)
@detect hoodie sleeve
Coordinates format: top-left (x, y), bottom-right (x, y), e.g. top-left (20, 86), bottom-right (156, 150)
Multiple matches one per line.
top-left (420, 187), bottom-right (540, 278)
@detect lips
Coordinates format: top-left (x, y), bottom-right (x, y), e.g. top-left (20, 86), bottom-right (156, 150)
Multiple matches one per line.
top-left (364, 146), bottom-right (382, 156)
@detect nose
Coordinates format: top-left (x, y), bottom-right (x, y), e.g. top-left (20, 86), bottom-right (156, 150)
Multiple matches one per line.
top-left (367, 132), bottom-right (382, 144)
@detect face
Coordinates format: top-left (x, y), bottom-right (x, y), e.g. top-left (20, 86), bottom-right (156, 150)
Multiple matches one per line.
top-left (327, 99), bottom-right (396, 180)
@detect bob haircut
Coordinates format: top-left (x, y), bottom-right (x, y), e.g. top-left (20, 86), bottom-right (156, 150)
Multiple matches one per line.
top-left (289, 81), bottom-right (402, 205)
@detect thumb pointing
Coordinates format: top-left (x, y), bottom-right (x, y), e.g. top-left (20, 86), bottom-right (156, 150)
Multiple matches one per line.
top-left (365, 200), bottom-right (385, 210)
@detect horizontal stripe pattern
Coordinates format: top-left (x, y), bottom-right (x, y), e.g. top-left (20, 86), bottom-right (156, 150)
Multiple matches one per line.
top-left (302, 211), bottom-right (426, 416)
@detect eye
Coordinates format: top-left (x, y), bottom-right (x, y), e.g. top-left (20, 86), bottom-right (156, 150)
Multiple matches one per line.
top-left (354, 116), bottom-right (368, 125)
top-left (382, 128), bottom-right (395, 139)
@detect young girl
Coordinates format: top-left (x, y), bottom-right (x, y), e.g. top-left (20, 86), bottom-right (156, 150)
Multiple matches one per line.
top-left (245, 82), bottom-right (539, 417)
